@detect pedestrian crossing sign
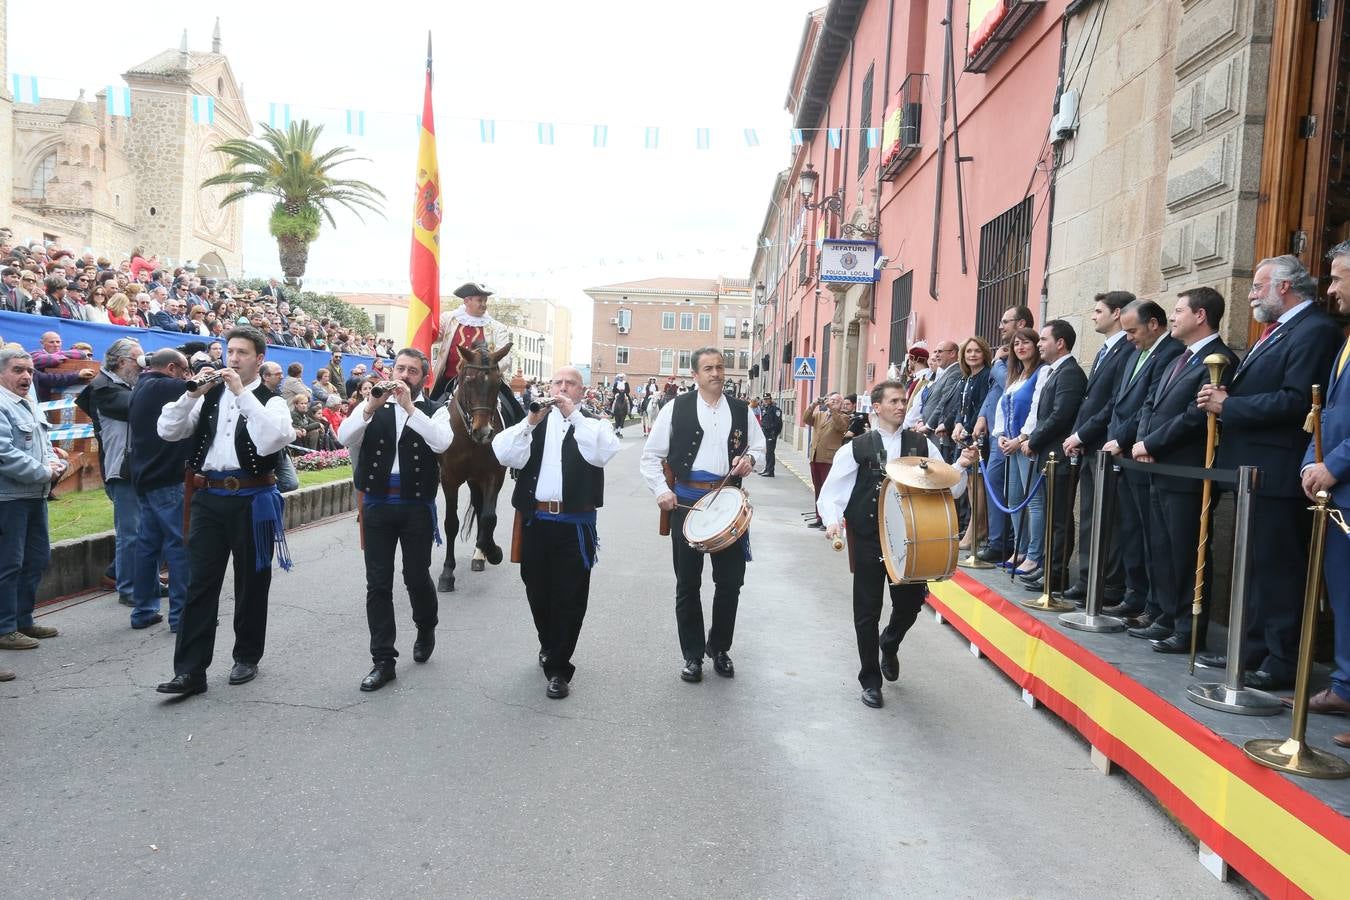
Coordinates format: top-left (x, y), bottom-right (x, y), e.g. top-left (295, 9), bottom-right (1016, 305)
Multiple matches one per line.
top-left (793, 356), bottom-right (817, 380)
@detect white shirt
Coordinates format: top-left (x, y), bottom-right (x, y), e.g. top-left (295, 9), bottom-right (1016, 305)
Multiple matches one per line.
top-left (817, 424), bottom-right (968, 528)
top-left (1020, 354), bottom-right (1073, 438)
top-left (640, 393), bottom-right (767, 496)
top-left (1184, 332), bottom-right (1221, 358)
top-left (492, 405), bottom-right (620, 501)
top-left (902, 369), bottom-right (933, 428)
top-left (337, 393), bottom-right (453, 474)
top-left (157, 377), bottom-right (294, 472)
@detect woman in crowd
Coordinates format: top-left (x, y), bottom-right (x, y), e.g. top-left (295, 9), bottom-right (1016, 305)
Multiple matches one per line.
top-left (319, 394), bottom-right (345, 436)
top-left (106, 292), bottom-right (132, 326)
top-left (993, 328), bottom-right (1043, 576)
top-left (311, 367), bottom-right (334, 405)
top-left (952, 336), bottom-right (994, 550)
top-left (207, 342), bottom-right (223, 365)
top-left (186, 306), bottom-right (211, 336)
top-left (290, 392), bottom-right (326, 451)
top-left (85, 285), bottom-right (111, 324)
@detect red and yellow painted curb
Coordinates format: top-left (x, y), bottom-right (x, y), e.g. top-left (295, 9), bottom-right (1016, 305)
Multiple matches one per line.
top-left (930, 572), bottom-right (1350, 900)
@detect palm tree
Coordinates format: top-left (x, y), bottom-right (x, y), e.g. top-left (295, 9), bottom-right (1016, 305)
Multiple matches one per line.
top-left (202, 120), bottom-right (385, 284)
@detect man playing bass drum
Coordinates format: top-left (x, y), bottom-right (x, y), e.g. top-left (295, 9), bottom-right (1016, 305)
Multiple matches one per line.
top-left (819, 380), bottom-right (977, 709)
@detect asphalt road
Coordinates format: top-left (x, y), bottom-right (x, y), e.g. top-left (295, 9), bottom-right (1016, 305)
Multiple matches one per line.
top-left (1, 435), bottom-right (1249, 898)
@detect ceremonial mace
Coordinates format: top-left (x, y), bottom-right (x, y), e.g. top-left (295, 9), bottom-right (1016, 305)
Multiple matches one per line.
top-left (1188, 353), bottom-right (1228, 674)
top-left (1022, 452), bottom-right (1074, 611)
top-left (1243, 490), bottom-right (1350, 778)
top-left (959, 437), bottom-right (995, 570)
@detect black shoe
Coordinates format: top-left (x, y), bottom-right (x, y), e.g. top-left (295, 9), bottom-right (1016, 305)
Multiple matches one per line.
top-left (680, 659), bottom-right (703, 683)
top-left (1151, 634), bottom-right (1197, 654)
top-left (861, 687), bottom-right (884, 708)
top-left (710, 650), bottom-right (734, 678)
top-left (1102, 600), bottom-right (1143, 617)
top-left (227, 662), bottom-right (257, 685)
top-left (1021, 577), bottom-right (1045, 592)
top-left (413, 629), bottom-right (435, 663)
top-left (117, 594), bottom-right (135, 607)
top-left (546, 676), bottom-right (570, 699)
top-left (1061, 584), bottom-right (1087, 601)
top-left (762, 472), bottom-right (775, 477)
top-left (975, 547), bottom-right (1005, 563)
top-left (1128, 622), bottom-right (1173, 641)
top-left (131, 614), bottom-right (163, 630)
top-left (880, 651), bottom-right (899, 682)
top-left (360, 665), bottom-right (396, 692)
top-left (1016, 568), bottom-right (1043, 585)
top-left (1194, 652), bottom-right (1227, 670)
top-left (807, 518), bottom-right (825, 530)
top-left (1244, 670), bottom-right (1294, 692)
top-left (156, 673), bottom-right (207, 697)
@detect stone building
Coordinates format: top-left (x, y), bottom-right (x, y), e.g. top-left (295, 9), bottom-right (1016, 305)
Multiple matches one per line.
top-left (0, 13), bottom-right (248, 277)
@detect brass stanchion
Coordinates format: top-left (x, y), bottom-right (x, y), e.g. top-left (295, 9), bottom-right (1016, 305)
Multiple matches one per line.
top-left (958, 442), bottom-right (995, 570)
top-left (1060, 450), bottom-right (1126, 633)
top-left (1021, 451), bottom-right (1074, 612)
top-left (1243, 491), bottom-right (1350, 778)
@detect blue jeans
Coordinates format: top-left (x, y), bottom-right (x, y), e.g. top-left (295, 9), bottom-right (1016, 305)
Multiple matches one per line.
top-left (0, 498), bottom-right (51, 634)
top-left (1007, 452), bottom-right (1044, 565)
top-left (133, 484), bottom-right (189, 629)
top-left (104, 479), bottom-right (140, 598)
top-left (983, 446), bottom-right (1011, 553)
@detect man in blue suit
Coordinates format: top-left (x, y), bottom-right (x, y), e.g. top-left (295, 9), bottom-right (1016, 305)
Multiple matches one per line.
top-left (1197, 255), bottom-right (1342, 688)
top-left (1299, 241), bottom-right (1350, 747)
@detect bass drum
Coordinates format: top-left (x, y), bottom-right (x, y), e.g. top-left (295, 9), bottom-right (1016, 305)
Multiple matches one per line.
top-left (878, 478), bottom-right (959, 584)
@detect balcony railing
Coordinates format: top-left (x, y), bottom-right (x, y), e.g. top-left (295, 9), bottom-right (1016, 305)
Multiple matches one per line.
top-left (965, 0), bottom-right (1046, 74)
top-left (880, 73), bottom-right (926, 181)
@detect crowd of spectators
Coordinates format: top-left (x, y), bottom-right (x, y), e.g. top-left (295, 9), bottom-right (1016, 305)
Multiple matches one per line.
top-left (0, 229), bottom-right (395, 358)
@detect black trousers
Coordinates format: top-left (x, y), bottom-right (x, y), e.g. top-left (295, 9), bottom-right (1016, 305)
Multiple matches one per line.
top-left (1043, 462), bottom-right (1075, 591)
top-left (763, 435), bottom-right (778, 474)
top-left (852, 535), bottom-right (926, 690)
top-left (522, 518), bottom-right (593, 681)
top-left (174, 491), bottom-right (274, 676)
top-left (1146, 484), bottom-right (1211, 643)
top-left (363, 502), bottom-right (438, 665)
top-left (1118, 476), bottom-right (1153, 614)
top-left (1073, 454), bottom-right (1124, 599)
top-left (669, 506), bottom-right (745, 661)
top-left (1242, 494), bottom-right (1312, 681)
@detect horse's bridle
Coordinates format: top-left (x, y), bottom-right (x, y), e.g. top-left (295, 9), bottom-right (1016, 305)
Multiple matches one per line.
top-left (452, 360), bottom-right (501, 436)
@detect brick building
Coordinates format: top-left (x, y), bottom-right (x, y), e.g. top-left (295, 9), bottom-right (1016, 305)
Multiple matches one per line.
top-left (585, 276), bottom-right (753, 391)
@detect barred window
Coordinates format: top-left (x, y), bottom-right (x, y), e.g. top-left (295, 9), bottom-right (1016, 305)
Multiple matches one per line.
top-left (975, 197), bottom-right (1033, 344)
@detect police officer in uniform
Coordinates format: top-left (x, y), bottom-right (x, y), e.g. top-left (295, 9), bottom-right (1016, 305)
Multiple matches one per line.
top-left (819, 380), bottom-right (976, 708)
top-left (493, 366), bottom-right (619, 699)
top-left (640, 348), bottom-right (766, 683)
top-left (154, 327), bottom-right (294, 697)
top-left (338, 348), bottom-right (452, 692)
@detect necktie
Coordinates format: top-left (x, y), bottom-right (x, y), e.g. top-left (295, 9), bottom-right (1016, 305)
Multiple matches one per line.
top-left (1090, 343), bottom-right (1109, 377)
top-left (1250, 322), bottom-right (1278, 355)
top-left (1130, 346), bottom-right (1152, 381)
top-left (1163, 349), bottom-right (1194, 392)
top-left (1336, 337), bottom-right (1350, 379)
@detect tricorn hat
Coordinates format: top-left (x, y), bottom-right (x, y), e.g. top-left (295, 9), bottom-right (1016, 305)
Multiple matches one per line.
top-left (907, 346), bottom-right (929, 361)
top-left (453, 282), bottom-right (493, 300)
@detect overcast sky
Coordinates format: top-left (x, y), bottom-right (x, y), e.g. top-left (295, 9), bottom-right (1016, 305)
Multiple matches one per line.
top-left (9, 1), bottom-right (812, 358)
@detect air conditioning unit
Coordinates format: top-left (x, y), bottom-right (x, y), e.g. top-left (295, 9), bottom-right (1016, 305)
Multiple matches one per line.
top-left (609, 317), bottom-right (619, 325)
top-left (617, 325), bottom-right (630, 334)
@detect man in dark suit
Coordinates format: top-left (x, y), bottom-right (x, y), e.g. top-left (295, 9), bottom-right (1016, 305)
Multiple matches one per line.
top-left (1130, 287), bottom-right (1238, 653)
top-left (1060, 291), bottom-right (1136, 603)
top-left (1018, 320), bottom-right (1087, 591)
top-left (917, 341), bottom-right (962, 457)
top-left (1101, 300), bottom-right (1183, 623)
top-left (1298, 241), bottom-right (1350, 746)
top-left (1195, 255), bottom-right (1343, 687)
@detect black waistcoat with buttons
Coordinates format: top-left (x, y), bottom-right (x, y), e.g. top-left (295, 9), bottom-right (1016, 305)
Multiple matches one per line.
top-left (666, 391), bottom-right (750, 487)
top-left (352, 399), bottom-right (443, 500)
top-left (844, 428), bottom-right (929, 541)
top-left (188, 382), bottom-right (282, 477)
top-left (510, 413), bottom-right (604, 513)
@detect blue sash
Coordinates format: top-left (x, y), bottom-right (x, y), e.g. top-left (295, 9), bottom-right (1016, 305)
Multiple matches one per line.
top-left (531, 509), bottom-right (599, 570)
top-left (362, 474), bottom-right (442, 546)
top-left (677, 468), bottom-right (751, 561)
top-left (201, 469), bottom-right (292, 572)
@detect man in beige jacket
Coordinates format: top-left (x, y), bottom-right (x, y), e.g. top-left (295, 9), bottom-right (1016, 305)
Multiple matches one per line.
top-left (803, 391), bottom-right (849, 529)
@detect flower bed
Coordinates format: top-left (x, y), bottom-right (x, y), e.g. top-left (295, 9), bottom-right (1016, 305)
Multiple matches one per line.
top-left (294, 448), bottom-right (352, 471)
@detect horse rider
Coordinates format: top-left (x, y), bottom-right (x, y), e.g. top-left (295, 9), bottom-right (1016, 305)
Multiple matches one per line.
top-left (428, 282), bottom-right (525, 425)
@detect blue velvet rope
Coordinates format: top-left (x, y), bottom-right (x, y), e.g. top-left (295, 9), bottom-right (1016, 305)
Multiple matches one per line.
top-left (980, 462), bottom-right (1044, 515)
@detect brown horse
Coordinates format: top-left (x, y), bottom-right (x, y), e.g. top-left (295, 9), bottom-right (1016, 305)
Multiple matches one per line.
top-left (437, 340), bottom-right (511, 592)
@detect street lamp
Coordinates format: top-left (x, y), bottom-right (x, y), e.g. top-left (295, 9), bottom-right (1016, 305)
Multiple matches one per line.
top-left (754, 281), bottom-right (766, 303)
top-left (799, 163), bottom-right (842, 216)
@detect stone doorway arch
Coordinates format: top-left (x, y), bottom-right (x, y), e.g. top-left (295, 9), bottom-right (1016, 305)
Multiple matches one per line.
top-left (196, 251), bottom-right (228, 279)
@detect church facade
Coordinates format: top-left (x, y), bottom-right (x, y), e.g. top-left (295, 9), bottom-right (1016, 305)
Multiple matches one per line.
top-left (0, 15), bottom-right (248, 277)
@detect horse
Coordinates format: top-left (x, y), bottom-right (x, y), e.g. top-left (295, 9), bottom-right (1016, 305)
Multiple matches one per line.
top-left (640, 392), bottom-right (660, 434)
top-left (610, 389), bottom-right (630, 437)
top-left (437, 340), bottom-right (512, 592)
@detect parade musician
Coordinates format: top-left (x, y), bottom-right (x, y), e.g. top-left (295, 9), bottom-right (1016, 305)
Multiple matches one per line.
top-left (819, 380), bottom-right (976, 709)
top-left (337, 348), bottom-right (452, 693)
top-left (154, 326), bottom-right (294, 698)
top-left (493, 366), bottom-right (619, 699)
top-left (640, 348), bottom-right (765, 684)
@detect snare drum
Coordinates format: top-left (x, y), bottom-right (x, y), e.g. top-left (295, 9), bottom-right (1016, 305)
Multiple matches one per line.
top-left (877, 478), bottom-right (959, 584)
top-left (683, 487), bottom-right (753, 554)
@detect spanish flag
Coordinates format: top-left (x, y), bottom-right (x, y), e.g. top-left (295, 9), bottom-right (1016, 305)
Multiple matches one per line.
top-left (406, 33), bottom-right (440, 363)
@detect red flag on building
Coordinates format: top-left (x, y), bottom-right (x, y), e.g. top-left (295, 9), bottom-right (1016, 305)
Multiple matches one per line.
top-left (406, 33), bottom-right (440, 365)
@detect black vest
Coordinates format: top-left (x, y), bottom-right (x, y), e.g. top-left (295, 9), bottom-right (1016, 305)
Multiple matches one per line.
top-left (666, 391), bottom-right (750, 486)
top-left (352, 398), bottom-right (443, 500)
top-left (843, 428), bottom-right (929, 541)
top-left (511, 413), bottom-right (605, 513)
top-left (189, 382), bottom-right (282, 477)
